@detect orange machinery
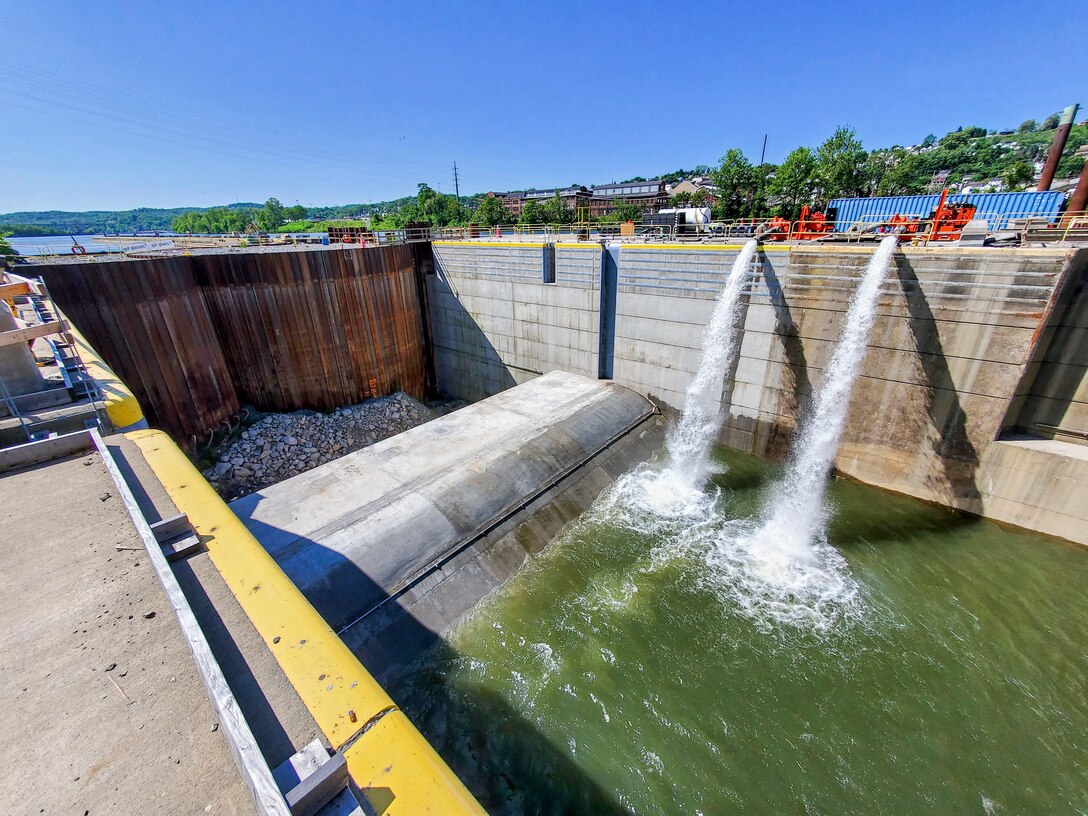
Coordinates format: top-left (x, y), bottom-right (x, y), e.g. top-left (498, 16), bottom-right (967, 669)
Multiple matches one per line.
top-left (888, 190), bottom-right (977, 242)
top-left (792, 205), bottom-right (834, 240)
top-left (762, 216), bottom-right (792, 241)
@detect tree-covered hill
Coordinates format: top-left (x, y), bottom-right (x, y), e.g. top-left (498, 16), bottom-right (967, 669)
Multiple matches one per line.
top-left (0, 203), bottom-right (260, 236)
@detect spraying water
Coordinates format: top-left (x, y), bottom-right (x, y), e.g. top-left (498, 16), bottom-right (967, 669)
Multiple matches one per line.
top-left (664, 238), bottom-right (759, 490)
top-left (604, 235), bottom-right (897, 629)
top-left (745, 234), bottom-right (898, 566)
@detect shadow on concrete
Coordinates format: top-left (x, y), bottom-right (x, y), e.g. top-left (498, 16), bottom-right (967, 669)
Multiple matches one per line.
top-left (758, 251), bottom-right (812, 457)
top-left (107, 440), bottom-right (301, 767)
top-left (427, 268), bottom-right (517, 402)
top-left (234, 498), bottom-right (628, 816)
top-left (1006, 254), bottom-right (1088, 436)
top-left (895, 255), bottom-right (983, 514)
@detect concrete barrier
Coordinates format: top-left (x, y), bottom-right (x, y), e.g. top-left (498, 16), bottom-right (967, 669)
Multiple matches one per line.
top-left (128, 429), bottom-right (487, 815)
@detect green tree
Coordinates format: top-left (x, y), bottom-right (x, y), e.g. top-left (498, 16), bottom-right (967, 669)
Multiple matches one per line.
top-left (921, 133), bottom-right (937, 147)
top-left (710, 148), bottom-right (757, 218)
top-left (877, 150), bottom-right (927, 195)
top-left (612, 202), bottom-right (643, 223)
top-left (1001, 161), bottom-right (1034, 191)
top-left (542, 192), bottom-right (574, 224)
top-left (815, 126), bottom-right (868, 201)
top-left (254, 198), bottom-right (285, 231)
top-left (939, 130), bottom-right (972, 150)
top-left (473, 194), bottom-right (508, 226)
top-left (669, 191), bottom-right (694, 207)
top-left (284, 204), bottom-right (308, 221)
top-left (769, 146), bottom-right (817, 218)
top-left (690, 189), bottom-right (710, 207)
top-left (1018, 119), bottom-right (1037, 133)
top-left (519, 199), bottom-right (544, 225)
top-left (0, 231), bottom-right (16, 257)
top-left (1040, 113), bottom-right (1060, 130)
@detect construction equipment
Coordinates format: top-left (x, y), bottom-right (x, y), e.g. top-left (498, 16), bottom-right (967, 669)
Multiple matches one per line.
top-left (926, 190), bottom-right (977, 241)
top-left (792, 205), bottom-right (834, 240)
top-left (760, 216), bottom-right (792, 241)
top-left (883, 190), bottom-right (977, 242)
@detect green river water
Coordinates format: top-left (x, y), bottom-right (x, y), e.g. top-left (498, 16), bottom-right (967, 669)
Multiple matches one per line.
top-left (394, 447), bottom-right (1088, 815)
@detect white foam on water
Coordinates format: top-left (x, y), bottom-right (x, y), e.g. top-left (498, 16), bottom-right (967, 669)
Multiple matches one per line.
top-left (663, 238), bottom-right (759, 491)
top-left (497, 238), bottom-right (894, 633)
top-left (595, 236), bottom-right (897, 631)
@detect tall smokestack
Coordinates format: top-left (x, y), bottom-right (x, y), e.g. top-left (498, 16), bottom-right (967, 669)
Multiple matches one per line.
top-left (1038, 103), bottom-right (1080, 191)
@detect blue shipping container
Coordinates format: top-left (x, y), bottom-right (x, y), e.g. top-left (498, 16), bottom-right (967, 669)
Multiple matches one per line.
top-left (827, 191), bottom-right (1066, 231)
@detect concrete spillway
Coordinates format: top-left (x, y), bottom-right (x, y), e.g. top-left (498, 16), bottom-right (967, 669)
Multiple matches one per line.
top-left (232, 371), bottom-right (658, 654)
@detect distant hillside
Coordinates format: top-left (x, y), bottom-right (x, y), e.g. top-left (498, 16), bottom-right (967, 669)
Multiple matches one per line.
top-left (0, 203), bottom-right (261, 235)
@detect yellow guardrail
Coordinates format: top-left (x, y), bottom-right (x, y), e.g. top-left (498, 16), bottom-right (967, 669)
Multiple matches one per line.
top-left (126, 429), bottom-right (487, 816)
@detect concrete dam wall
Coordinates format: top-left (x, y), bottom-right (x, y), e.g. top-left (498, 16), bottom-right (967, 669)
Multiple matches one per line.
top-left (429, 240), bottom-right (1088, 544)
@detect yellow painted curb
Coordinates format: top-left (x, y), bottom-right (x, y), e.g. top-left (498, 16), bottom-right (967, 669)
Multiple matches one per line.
top-left (625, 243), bottom-right (792, 251)
top-left (126, 429), bottom-right (487, 815)
top-left (433, 240), bottom-right (546, 248)
top-left (67, 322), bottom-right (145, 429)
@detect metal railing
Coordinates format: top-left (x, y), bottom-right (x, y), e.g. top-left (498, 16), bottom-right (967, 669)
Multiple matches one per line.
top-left (0, 273), bottom-right (107, 443)
top-left (436, 209), bottom-right (1088, 246)
top-left (15, 208), bottom-right (1088, 265)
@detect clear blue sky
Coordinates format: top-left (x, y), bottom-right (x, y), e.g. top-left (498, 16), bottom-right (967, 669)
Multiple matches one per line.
top-left (2, 0), bottom-right (1085, 212)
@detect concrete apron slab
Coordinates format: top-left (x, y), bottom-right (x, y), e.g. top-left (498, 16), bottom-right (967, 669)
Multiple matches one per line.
top-left (232, 371), bottom-right (660, 676)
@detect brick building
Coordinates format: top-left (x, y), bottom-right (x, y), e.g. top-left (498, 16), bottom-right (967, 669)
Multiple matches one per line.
top-left (588, 180), bottom-right (668, 217)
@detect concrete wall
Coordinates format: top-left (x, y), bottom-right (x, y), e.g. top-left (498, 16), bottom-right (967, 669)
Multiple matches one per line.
top-left (429, 242), bottom-right (601, 401)
top-left (230, 372), bottom-right (660, 676)
top-left (426, 239), bottom-right (1088, 544)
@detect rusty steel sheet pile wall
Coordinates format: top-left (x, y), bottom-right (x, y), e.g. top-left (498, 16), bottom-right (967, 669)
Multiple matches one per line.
top-left (39, 254), bottom-right (239, 446)
top-left (196, 246), bottom-right (428, 412)
top-left (39, 246), bottom-right (428, 450)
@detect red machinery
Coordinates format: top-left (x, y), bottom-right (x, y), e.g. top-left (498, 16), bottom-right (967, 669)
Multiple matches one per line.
top-left (927, 190), bottom-right (977, 240)
top-left (792, 205), bottom-right (834, 240)
top-left (888, 190), bottom-right (977, 242)
top-left (888, 213), bottom-right (921, 237)
top-left (762, 216), bottom-right (792, 241)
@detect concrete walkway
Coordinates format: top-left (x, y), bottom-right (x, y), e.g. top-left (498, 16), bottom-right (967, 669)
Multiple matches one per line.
top-left (0, 453), bottom-right (253, 815)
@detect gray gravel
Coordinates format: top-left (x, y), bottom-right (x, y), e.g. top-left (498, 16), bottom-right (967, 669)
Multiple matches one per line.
top-left (204, 392), bottom-right (457, 499)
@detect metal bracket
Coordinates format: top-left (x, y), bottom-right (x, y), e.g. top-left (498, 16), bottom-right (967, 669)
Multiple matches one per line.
top-left (150, 513), bottom-right (202, 561)
top-left (273, 740), bottom-right (362, 816)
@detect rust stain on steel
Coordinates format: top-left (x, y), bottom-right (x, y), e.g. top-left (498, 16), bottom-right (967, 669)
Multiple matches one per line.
top-left (39, 245), bottom-right (429, 451)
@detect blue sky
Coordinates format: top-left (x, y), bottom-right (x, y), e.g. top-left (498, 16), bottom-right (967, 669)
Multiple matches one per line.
top-left (2, 0), bottom-right (1085, 212)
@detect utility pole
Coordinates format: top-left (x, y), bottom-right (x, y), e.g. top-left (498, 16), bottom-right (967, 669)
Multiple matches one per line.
top-left (453, 162), bottom-right (462, 218)
top-left (756, 134), bottom-right (768, 216)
